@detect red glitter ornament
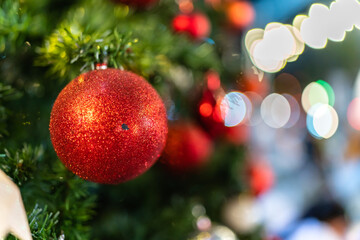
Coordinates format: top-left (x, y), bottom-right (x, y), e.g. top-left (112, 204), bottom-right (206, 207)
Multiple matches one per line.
top-left (49, 69), bottom-right (168, 184)
top-left (172, 13), bottom-right (211, 40)
top-left (161, 122), bottom-right (212, 171)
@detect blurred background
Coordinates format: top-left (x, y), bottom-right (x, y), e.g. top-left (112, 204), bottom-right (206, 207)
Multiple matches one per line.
top-left (2, 0), bottom-right (360, 239)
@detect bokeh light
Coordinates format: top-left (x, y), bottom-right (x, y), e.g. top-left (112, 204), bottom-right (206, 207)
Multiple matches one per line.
top-left (301, 82), bottom-right (331, 113)
top-left (220, 92), bottom-right (250, 127)
top-left (347, 98), bottom-right (360, 130)
top-left (245, 0), bottom-right (360, 73)
top-left (249, 160), bottom-right (275, 196)
top-left (196, 216), bottom-right (212, 231)
top-left (226, 1), bottom-right (255, 30)
top-left (306, 103), bottom-right (338, 139)
top-left (245, 23), bottom-right (304, 73)
top-left (245, 92), bottom-right (263, 126)
top-left (213, 99), bottom-right (224, 123)
top-left (199, 102), bottom-right (213, 117)
top-left (206, 71), bottom-right (221, 91)
top-left (261, 93), bottom-right (291, 128)
top-left (300, 0), bottom-right (360, 49)
top-left (178, 0), bottom-right (194, 14)
top-left (256, 190), bottom-right (300, 233)
top-left (347, 222), bottom-right (360, 240)
top-left (240, 72), bottom-right (269, 97)
top-left (299, 4), bottom-right (330, 49)
top-left (222, 195), bottom-right (261, 234)
top-left (288, 218), bottom-right (342, 240)
top-left (283, 94), bottom-right (301, 128)
top-left (316, 80), bottom-right (335, 106)
top-left (274, 73), bottom-right (302, 96)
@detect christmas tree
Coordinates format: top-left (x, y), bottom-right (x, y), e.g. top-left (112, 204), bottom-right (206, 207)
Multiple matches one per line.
top-left (0, 0), bottom-right (261, 239)
top-left (3, 0), bottom-right (360, 239)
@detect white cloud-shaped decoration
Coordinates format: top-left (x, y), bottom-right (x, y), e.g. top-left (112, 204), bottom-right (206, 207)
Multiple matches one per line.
top-left (300, 0), bottom-right (360, 49)
top-left (245, 23), bottom-right (305, 73)
top-left (300, 4), bottom-right (330, 49)
top-left (245, 0), bottom-right (360, 73)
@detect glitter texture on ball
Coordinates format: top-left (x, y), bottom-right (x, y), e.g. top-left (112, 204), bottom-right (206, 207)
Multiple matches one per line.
top-left (49, 69), bottom-right (168, 184)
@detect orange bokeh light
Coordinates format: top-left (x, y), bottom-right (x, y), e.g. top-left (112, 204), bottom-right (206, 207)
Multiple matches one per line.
top-left (206, 71), bottom-right (221, 91)
top-left (227, 1), bottom-right (255, 29)
top-left (179, 0), bottom-right (194, 14)
top-left (212, 101), bottom-right (224, 122)
top-left (199, 102), bottom-right (213, 117)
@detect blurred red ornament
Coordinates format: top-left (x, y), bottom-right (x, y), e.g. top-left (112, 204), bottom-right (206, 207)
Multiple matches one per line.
top-left (199, 89), bottom-right (249, 145)
top-left (206, 70), bottom-right (221, 91)
top-left (173, 14), bottom-right (192, 32)
top-left (161, 122), bottom-right (212, 171)
top-left (226, 1), bottom-right (255, 30)
top-left (172, 13), bottom-right (211, 40)
top-left (112, 0), bottom-right (158, 8)
top-left (248, 161), bottom-right (274, 196)
top-left (50, 69), bottom-right (168, 184)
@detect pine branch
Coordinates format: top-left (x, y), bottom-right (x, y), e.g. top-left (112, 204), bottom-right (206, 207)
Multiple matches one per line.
top-left (27, 204), bottom-right (60, 240)
top-left (0, 0), bottom-right (30, 54)
top-left (36, 0), bottom-right (221, 82)
top-left (36, 26), bottom-right (136, 78)
top-left (6, 204), bottom-right (61, 240)
top-left (51, 167), bottom-right (96, 240)
top-left (0, 144), bottom-right (44, 186)
top-left (0, 82), bottom-right (21, 136)
top-left (0, 143), bottom-right (96, 240)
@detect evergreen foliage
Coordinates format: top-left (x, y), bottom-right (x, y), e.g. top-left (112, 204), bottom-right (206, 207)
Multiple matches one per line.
top-left (0, 0), bottom-right (253, 239)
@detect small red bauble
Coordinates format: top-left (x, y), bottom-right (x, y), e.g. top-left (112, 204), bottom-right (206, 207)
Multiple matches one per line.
top-left (172, 13), bottom-right (211, 40)
top-left (172, 15), bottom-right (191, 32)
top-left (49, 69), bottom-right (168, 184)
top-left (112, 0), bottom-right (158, 8)
top-left (161, 122), bottom-right (212, 171)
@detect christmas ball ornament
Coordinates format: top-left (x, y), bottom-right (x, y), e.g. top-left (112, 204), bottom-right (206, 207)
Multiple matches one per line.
top-left (172, 14), bottom-right (191, 32)
top-left (112, 0), bottom-right (158, 8)
top-left (161, 122), bottom-right (212, 171)
top-left (172, 13), bottom-right (211, 40)
top-left (50, 69), bottom-right (167, 184)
